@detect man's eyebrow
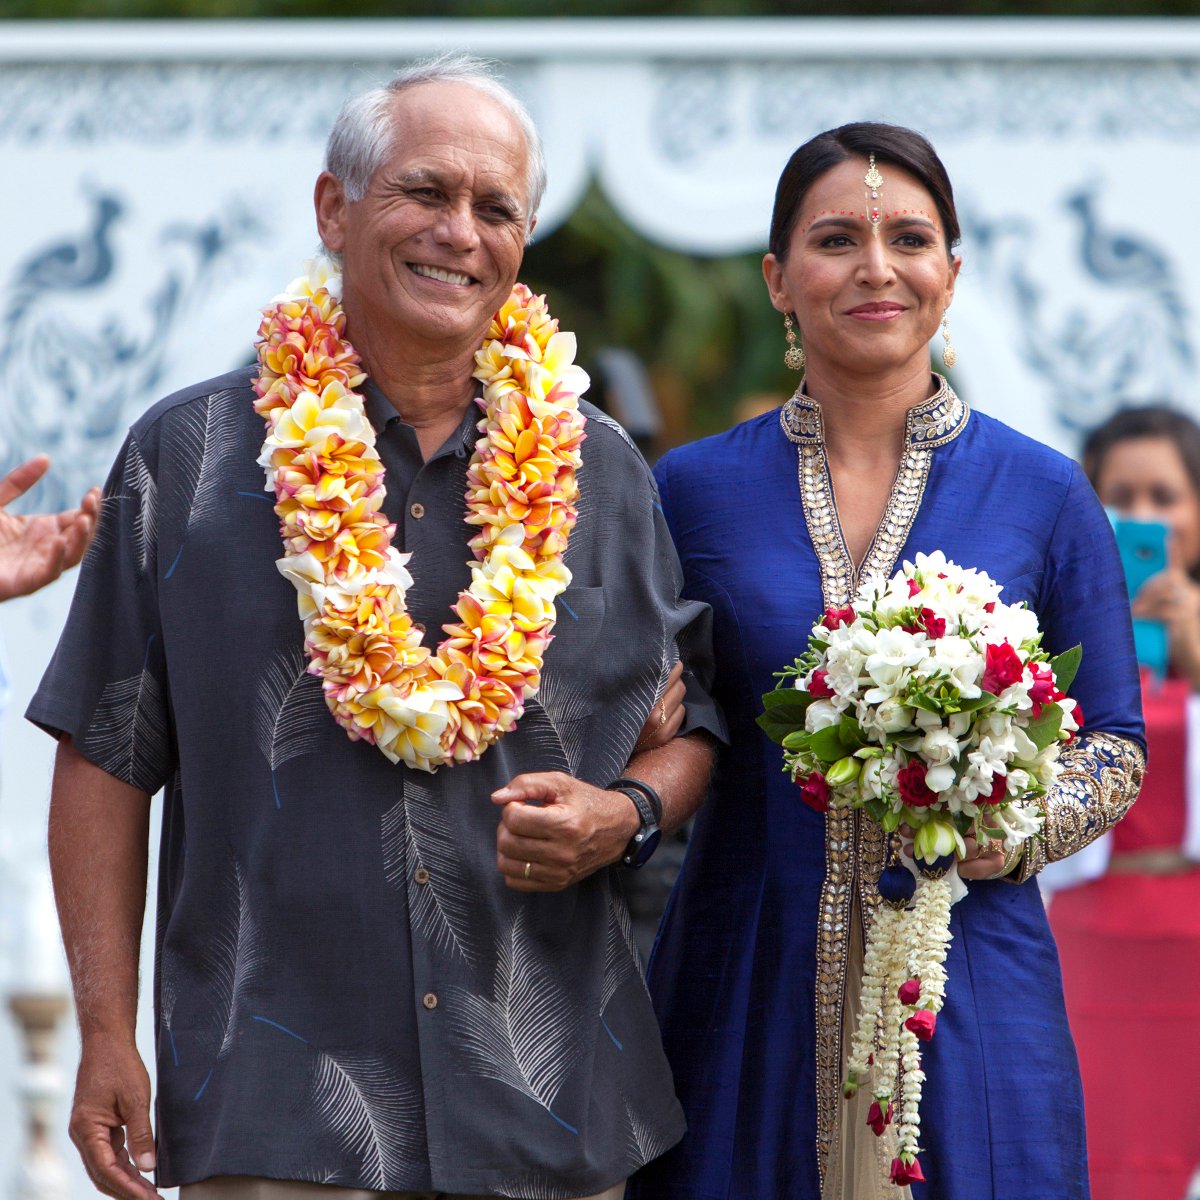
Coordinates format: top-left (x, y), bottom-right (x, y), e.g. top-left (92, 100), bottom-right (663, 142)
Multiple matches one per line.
top-left (392, 170), bottom-right (524, 216)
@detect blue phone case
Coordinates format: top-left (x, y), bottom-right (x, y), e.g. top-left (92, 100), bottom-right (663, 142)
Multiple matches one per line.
top-left (1112, 516), bottom-right (1169, 677)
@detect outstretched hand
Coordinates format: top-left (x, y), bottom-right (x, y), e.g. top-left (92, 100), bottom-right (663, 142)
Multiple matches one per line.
top-left (0, 456), bottom-right (100, 601)
top-left (492, 772), bottom-right (640, 892)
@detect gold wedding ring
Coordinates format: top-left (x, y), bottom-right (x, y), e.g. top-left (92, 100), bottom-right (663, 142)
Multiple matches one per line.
top-left (523, 861), bottom-right (532, 880)
top-left (657, 701), bottom-right (668, 728)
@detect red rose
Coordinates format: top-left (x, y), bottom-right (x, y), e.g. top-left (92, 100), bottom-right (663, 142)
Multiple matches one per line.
top-left (799, 772), bottom-right (831, 814)
top-left (981, 641), bottom-right (1024, 695)
top-left (1028, 661), bottom-right (1063, 716)
top-left (905, 1009), bottom-right (937, 1041)
top-left (808, 668), bottom-right (835, 699)
top-left (897, 760), bottom-right (938, 808)
top-left (891, 1155), bottom-right (926, 1185)
top-left (920, 607), bottom-right (947, 639)
top-left (907, 578), bottom-right (922, 598)
top-left (822, 605), bottom-right (855, 629)
top-left (898, 978), bottom-right (922, 1005)
top-left (866, 1100), bottom-right (893, 1136)
top-left (982, 773), bottom-right (1008, 805)
top-left (1069, 699), bottom-right (1084, 732)
top-left (984, 601), bottom-right (996, 613)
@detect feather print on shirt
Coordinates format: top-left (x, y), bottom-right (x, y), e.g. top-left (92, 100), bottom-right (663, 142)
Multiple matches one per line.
top-left (383, 777), bottom-right (484, 968)
top-left (254, 646), bottom-right (327, 808)
top-left (81, 632), bottom-right (169, 793)
top-left (302, 1048), bottom-right (423, 1191)
top-left (600, 880), bottom-right (645, 1049)
top-left (191, 855), bottom-right (263, 1098)
top-left (449, 907), bottom-right (589, 1134)
top-left (160, 387), bottom-right (245, 579)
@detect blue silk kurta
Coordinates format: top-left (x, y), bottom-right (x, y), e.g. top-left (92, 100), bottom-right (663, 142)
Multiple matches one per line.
top-left (630, 388), bottom-right (1144, 1200)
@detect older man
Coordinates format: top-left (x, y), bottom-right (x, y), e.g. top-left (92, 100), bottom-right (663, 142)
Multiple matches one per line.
top-left (30, 56), bottom-right (720, 1200)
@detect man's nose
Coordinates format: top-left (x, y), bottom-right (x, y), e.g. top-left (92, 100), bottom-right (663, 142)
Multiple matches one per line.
top-left (435, 202), bottom-right (480, 252)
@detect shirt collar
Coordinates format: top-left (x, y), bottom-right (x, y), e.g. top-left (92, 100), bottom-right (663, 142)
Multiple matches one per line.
top-left (779, 372), bottom-right (969, 451)
top-left (362, 376), bottom-right (480, 461)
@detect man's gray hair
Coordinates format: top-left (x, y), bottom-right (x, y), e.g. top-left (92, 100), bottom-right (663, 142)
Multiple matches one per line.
top-left (324, 53), bottom-right (547, 226)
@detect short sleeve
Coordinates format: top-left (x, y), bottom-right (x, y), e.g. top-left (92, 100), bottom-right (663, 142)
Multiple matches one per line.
top-left (26, 431), bottom-right (173, 795)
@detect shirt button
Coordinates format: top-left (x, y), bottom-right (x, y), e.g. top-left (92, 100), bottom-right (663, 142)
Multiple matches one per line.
top-left (410, 502), bottom-right (425, 519)
top-left (422, 992), bottom-right (439, 1010)
top-left (413, 867), bottom-right (430, 885)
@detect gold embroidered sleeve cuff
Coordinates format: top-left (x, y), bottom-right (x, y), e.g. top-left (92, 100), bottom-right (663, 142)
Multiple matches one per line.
top-left (1008, 731), bottom-right (1145, 884)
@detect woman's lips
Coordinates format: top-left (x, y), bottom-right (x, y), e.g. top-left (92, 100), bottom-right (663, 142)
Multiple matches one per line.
top-left (846, 303), bottom-right (907, 322)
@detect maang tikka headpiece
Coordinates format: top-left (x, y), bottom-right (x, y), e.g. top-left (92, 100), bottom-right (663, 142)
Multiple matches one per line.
top-left (865, 153), bottom-right (884, 227)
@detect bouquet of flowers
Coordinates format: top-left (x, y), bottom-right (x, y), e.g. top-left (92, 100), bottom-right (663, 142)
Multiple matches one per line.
top-left (758, 551), bottom-right (1081, 1186)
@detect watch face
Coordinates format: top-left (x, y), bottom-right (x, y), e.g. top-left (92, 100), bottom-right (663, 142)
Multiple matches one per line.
top-left (629, 826), bottom-right (662, 869)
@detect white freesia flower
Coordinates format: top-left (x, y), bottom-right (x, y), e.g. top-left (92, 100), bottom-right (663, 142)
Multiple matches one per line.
top-left (863, 698), bottom-right (916, 736)
top-left (864, 628), bottom-right (926, 696)
top-left (805, 699), bottom-right (841, 732)
top-left (920, 727), bottom-right (961, 767)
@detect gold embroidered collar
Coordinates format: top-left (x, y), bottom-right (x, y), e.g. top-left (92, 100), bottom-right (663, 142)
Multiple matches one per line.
top-left (779, 373), bottom-right (969, 451)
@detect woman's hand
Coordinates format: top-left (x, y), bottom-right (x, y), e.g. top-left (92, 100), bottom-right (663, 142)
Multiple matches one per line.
top-left (898, 824), bottom-right (1007, 880)
top-left (1133, 566), bottom-right (1200, 688)
top-left (633, 660), bottom-right (686, 752)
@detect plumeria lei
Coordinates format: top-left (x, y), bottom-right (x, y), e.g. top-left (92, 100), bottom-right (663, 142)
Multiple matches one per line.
top-left (758, 551), bottom-right (1083, 1185)
top-left (253, 258), bottom-right (588, 771)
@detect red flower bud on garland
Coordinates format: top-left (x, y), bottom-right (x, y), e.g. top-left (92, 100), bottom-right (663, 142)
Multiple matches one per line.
top-left (905, 1009), bottom-right (937, 1041)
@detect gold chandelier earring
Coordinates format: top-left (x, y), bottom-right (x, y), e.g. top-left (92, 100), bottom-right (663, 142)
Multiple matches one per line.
top-left (941, 315), bottom-right (957, 369)
top-left (784, 312), bottom-right (805, 371)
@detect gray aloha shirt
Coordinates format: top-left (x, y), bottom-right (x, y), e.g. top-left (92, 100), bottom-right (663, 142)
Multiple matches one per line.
top-left (28, 367), bottom-right (723, 1198)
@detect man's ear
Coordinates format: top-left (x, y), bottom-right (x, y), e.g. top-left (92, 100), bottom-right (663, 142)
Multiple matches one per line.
top-left (314, 172), bottom-right (348, 252)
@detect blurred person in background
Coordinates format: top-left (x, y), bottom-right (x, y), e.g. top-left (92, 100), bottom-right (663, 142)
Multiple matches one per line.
top-left (629, 122), bottom-right (1144, 1200)
top-left (1049, 405), bottom-right (1200, 1200)
top-left (0, 455), bottom-right (98, 602)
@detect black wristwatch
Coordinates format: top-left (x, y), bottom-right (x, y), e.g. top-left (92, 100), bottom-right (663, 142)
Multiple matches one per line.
top-left (610, 776), bottom-right (663, 869)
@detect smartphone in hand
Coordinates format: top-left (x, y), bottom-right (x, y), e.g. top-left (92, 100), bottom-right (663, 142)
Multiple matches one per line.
top-left (1112, 515), bottom-right (1169, 678)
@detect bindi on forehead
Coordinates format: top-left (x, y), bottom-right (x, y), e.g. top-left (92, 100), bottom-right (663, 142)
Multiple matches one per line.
top-left (797, 209), bottom-right (942, 238)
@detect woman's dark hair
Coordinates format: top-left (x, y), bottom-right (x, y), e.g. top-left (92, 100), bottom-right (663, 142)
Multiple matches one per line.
top-left (1082, 405), bottom-right (1200, 499)
top-left (768, 122), bottom-right (960, 261)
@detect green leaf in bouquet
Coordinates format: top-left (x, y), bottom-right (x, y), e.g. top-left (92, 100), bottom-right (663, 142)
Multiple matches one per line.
top-left (837, 715), bottom-right (867, 750)
top-left (907, 692), bottom-right (943, 713)
top-left (807, 725), bottom-right (847, 763)
top-left (1025, 702), bottom-right (1064, 752)
top-left (1049, 644), bottom-right (1083, 694)
top-left (953, 691), bottom-right (998, 713)
top-left (757, 690), bottom-right (814, 745)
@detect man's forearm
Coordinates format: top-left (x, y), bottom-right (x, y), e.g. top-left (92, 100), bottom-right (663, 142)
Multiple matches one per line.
top-left (622, 730), bottom-right (717, 834)
top-left (49, 737), bottom-right (151, 1040)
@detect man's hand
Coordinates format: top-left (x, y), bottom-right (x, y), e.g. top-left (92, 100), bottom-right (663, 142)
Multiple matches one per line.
top-left (491, 773), bottom-right (640, 892)
top-left (0, 455), bottom-right (100, 602)
top-left (70, 1035), bottom-right (160, 1200)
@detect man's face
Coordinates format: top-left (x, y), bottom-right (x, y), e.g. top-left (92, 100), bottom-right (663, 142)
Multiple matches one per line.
top-left (317, 81), bottom-right (533, 354)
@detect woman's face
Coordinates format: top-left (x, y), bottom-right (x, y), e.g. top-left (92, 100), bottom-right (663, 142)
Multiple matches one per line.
top-left (1094, 436), bottom-right (1200, 573)
top-left (762, 157), bottom-right (960, 379)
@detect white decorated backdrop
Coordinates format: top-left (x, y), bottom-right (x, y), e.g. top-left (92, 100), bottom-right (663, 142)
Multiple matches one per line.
top-left (1, 16), bottom-right (1199, 1195)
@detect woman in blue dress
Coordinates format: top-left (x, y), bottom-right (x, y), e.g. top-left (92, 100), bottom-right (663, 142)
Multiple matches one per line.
top-left (629, 123), bottom-right (1145, 1200)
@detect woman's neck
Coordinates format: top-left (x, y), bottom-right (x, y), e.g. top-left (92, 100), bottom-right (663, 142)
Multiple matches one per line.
top-left (803, 357), bottom-right (938, 467)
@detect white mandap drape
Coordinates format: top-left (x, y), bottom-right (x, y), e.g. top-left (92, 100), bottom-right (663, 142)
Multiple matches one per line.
top-left (1, 15), bottom-right (1199, 1191)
